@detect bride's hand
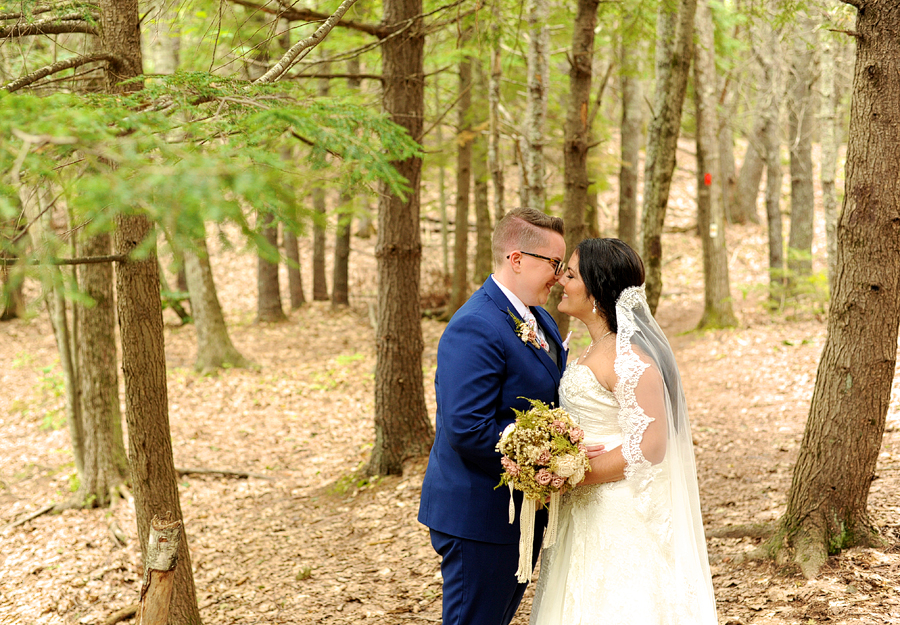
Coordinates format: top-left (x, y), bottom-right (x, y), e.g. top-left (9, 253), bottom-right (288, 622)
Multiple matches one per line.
top-left (585, 444), bottom-right (606, 459)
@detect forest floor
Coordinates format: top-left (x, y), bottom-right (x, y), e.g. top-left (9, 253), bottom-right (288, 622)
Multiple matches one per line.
top-left (2, 175), bottom-right (900, 625)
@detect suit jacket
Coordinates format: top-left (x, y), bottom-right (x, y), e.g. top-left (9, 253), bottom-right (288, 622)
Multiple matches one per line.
top-left (418, 277), bottom-right (567, 544)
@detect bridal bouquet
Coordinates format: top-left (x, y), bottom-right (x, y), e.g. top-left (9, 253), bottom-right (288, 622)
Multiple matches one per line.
top-left (496, 399), bottom-right (591, 581)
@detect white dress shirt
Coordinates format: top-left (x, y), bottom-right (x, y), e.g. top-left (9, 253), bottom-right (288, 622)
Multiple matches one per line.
top-left (491, 275), bottom-right (549, 352)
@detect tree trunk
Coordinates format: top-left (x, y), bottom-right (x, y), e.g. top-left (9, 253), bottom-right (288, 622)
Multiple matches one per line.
top-left (819, 29), bottom-right (839, 293)
top-left (489, 0), bottom-right (505, 223)
top-left (75, 232), bottom-right (128, 507)
top-left (618, 33), bottom-right (643, 250)
top-left (145, 0), bottom-right (179, 75)
top-left (20, 186), bottom-right (83, 477)
top-left (734, 120), bottom-right (765, 225)
top-left (446, 40), bottom-right (473, 318)
top-left (757, 10), bottom-right (785, 305)
top-left (0, 250), bottom-right (24, 320)
top-left (284, 227), bottom-right (306, 308)
top-left (332, 61), bottom-right (362, 308)
top-left (771, 1), bottom-right (900, 578)
top-left (332, 190), bottom-right (352, 307)
top-left (694, 0), bottom-right (737, 329)
top-left (786, 17), bottom-right (817, 279)
top-left (640, 0), bottom-right (698, 313)
top-left (549, 0), bottom-right (600, 335)
top-left (256, 213), bottom-right (286, 322)
top-left (473, 59), bottom-right (492, 286)
top-left (522, 0), bottom-right (549, 211)
top-left (718, 89), bottom-right (739, 224)
top-left (369, 0), bottom-right (434, 475)
top-left (184, 232), bottom-right (250, 373)
top-left (435, 85), bottom-right (450, 277)
top-left (102, 1), bottom-right (200, 618)
top-left (312, 64), bottom-right (330, 302)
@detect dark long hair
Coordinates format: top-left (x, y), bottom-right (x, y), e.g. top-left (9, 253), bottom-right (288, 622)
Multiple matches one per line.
top-left (576, 238), bottom-right (644, 333)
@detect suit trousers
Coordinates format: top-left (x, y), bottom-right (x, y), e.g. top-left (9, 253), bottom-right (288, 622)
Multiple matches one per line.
top-left (431, 525), bottom-right (545, 625)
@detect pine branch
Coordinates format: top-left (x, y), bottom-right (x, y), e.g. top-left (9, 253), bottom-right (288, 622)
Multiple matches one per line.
top-left (0, 18), bottom-right (98, 38)
top-left (254, 0), bottom-right (360, 84)
top-left (3, 52), bottom-right (119, 92)
top-left (290, 72), bottom-right (384, 82)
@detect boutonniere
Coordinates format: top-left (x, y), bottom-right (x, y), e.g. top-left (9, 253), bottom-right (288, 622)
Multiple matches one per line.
top-left (507, 309), bottom-right (547, 351)
top-left (562, 331), bottom-right (572, 352)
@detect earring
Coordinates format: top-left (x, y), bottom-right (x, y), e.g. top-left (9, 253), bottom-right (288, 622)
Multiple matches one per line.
top-left (592, 300), bottom-right (598, 315)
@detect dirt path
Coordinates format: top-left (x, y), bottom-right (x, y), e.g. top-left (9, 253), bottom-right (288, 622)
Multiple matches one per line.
top-left (2, 223), bottom-right (899, 625)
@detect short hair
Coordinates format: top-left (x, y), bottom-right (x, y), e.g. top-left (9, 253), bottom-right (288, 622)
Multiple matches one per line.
top-left (576, 238), bottom-right (645, 333)
top-left (492, 208), bottom-right (565, 267)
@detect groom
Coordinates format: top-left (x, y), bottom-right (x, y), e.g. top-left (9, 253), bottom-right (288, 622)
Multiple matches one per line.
top-left (418, 208), bottom-right (567, 625)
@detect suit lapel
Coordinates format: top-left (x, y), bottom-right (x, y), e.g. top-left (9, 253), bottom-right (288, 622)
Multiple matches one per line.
top-left (483, 278), bottom-right (560, 379)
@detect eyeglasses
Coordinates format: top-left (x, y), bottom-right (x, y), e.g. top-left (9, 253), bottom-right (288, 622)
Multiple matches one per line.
top-left (507, 251), bottom-right (565, 275)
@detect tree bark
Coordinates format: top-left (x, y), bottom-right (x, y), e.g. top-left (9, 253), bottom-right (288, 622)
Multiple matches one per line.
top-left (369, 0), bottom-right (434, 475)
top-left (771, 1), bottom-right (900, 578)
top-left (618, 32), bottom-right (643, 250)
top-left (694, 0), bottom-right (736, 329)
top-left (473, 58), bottom-right (492, 287)
top-left (786, 16), bottom-right (817, 279)
top-left (332, 190), bottom-right (352, 307)
top-left (332, 60), bottom-right (361, 308)
top-left (184, 233), bottom-right (251, 373)
top-left (115, 216), bottom-right (200, 624)
top-left (488, 0), bottom-right (505, 223)
top-left (284, 227), bottom-right (306, 308)
top-left (819, 28), bottom-right (839, 293)
top-left (75, 232), bottom-right (128, 507)
top-left (312, 64), bottom-right (330, 302)
top-left (757, 9), bottom-right (786, 305)
top-left (256, 213), bottom-right (287, 322)
top-left (734, 122), bottom-right (765, 225)
top-left (640, 0), bottom-right (698, 313)
top-left (522, 0), bottom-right (549, 211)
top-left (446, 37), bottom-right (473, 318)
top-left (101, 1), bottom-right (200, 617)
top-left (549, 0), bottom-right (600, 335)
top-left (435, 85), bottom-right (450, 277)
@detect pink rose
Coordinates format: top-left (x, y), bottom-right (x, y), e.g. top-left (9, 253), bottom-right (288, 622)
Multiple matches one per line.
top-left (568, 427), bottom-right (585, 443)
top-left (550, 475), bottom-right (566, 489)
top-left (551, 420), bottom-right (567, 435)
top-left (535, 469), bottom-right (552, 486)
top-left (577, 443), bottom-right (587, 454)
top-left (537, 449), bottom-right (551, 465)
top-left (501, 457), bottom-right (520, 477)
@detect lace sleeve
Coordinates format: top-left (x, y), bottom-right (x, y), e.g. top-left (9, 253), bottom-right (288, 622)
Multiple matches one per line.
top-left (613, 342), bottom-right (652, 479)
top-left (613, 286), bottom-right (654, 480)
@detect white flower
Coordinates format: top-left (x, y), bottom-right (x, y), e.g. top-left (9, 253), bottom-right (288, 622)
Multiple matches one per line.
top-left (552, 455), bottom-right (579, 479)
top-left (499, 423), bottom-right (517, 446)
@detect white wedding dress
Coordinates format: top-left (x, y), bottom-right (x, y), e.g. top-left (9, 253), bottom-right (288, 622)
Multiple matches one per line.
top-left (530, 359), bottom-right (718, 625)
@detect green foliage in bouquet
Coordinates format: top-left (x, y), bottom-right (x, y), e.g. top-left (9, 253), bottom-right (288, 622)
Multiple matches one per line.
top-left (495, 399), bottom-right (590, 501)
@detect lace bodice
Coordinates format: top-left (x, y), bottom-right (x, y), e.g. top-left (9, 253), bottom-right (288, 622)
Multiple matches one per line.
top-left (559, 364), bottom-right (621, 442)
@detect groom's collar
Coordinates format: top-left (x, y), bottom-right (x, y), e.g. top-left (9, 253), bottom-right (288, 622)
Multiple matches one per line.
top-left (490, 275), bottom-right (530, 320)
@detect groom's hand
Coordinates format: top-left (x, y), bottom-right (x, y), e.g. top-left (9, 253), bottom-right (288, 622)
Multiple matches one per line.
top-left (585, 444), bottom-right (606, 459)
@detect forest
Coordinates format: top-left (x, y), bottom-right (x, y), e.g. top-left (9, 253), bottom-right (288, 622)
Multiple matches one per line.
top-left (1, 0), bottom-right (899, 623)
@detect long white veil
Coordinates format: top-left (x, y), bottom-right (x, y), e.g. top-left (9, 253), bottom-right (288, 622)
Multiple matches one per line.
top-left (614, 285), bottom-right (718, 623)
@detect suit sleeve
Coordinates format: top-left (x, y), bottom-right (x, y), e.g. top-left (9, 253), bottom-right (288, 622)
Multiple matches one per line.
top-left (437, 315), bottom-right (510, 475)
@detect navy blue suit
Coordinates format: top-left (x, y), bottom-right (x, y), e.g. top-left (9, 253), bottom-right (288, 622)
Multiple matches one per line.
top-left (418, 277), bottom-right (567, 625)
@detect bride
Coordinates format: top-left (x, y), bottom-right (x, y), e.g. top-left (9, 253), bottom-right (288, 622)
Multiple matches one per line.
top-left (530, 238), bottom-right (718, 625)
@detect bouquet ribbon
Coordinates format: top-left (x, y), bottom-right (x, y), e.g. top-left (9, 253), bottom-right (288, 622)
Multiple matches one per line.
top-left (510, 490), bottom-right (561, 583)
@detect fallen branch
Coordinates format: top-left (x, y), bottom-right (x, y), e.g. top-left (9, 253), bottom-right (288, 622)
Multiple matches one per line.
top-left (102, 603), bottom-right (138, 625)
top-left (175, 467), bottom-right (273, 480)
top-left (707, 522), bottom-right (775, 540)
top-left (1, 503), bottom-right (55, 533)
